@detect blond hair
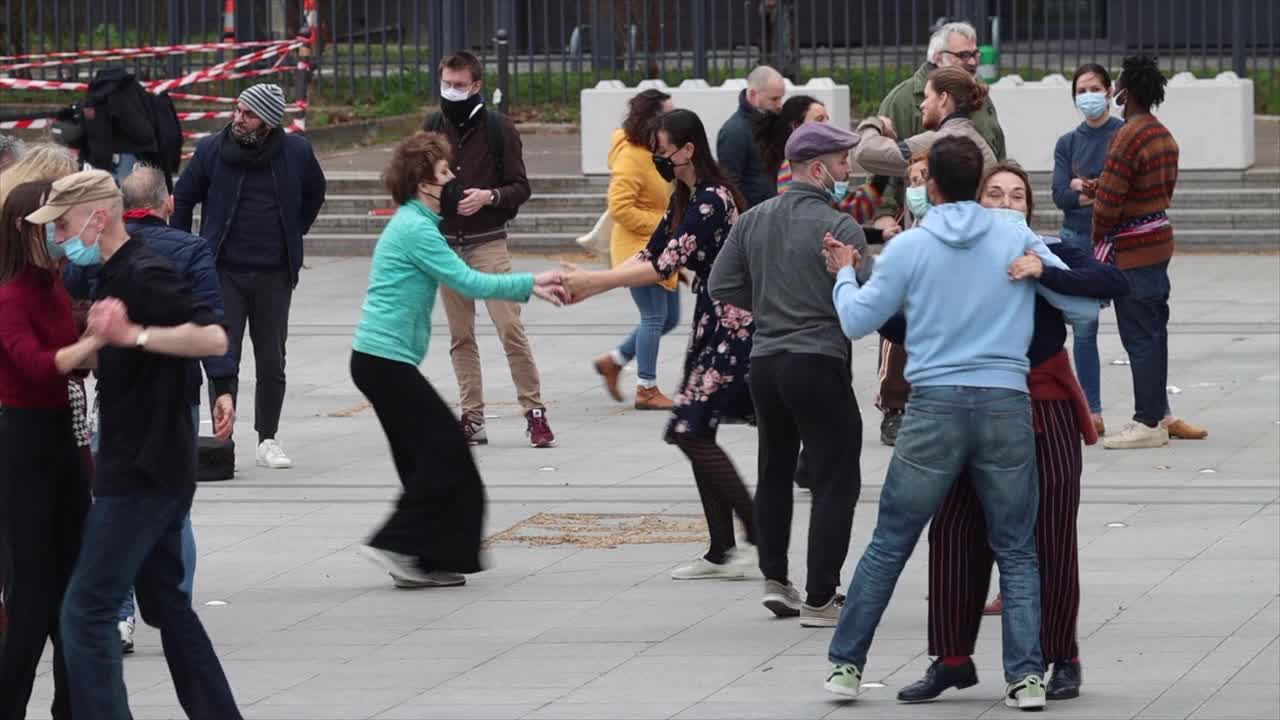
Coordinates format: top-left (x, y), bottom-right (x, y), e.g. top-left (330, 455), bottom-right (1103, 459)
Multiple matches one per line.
top-left (0, 143), bottom-right (79, 209)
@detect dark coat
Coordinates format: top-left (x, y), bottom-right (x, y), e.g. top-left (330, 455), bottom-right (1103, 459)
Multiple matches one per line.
top-left (715, 90), bottom-right (775, 209)
top-left (172, 128), bottom-right (326, 287)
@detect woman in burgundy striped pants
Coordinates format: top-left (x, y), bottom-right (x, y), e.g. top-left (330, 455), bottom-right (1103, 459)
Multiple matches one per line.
top-left (895, 163), bottom-right (1129, 705)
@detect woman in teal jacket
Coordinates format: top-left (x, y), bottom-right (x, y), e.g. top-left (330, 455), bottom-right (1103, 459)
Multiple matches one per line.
top-left (351, 131), bottom-right (566, 589)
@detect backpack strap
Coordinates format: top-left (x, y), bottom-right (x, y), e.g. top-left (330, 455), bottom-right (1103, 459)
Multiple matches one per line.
top-left (485, 110), bottom-right (505, 184)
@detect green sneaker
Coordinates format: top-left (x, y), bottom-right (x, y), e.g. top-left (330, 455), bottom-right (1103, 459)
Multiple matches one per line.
top-left (1005, 674), bottom-right (1047, 710)
top-left (825, 664), bottom-right (862, 698)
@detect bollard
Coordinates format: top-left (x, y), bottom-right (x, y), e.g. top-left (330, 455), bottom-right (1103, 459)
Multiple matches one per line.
top-left (495, 29), bottom-right (511, 115)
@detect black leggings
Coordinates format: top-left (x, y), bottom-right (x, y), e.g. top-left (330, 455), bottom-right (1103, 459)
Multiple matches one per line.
top-left (0, 407), bottom-right (91, 719)
top-left (674, 433), bottom-right (756, 564)
top-left (350, 351), bottom-right (486, 573)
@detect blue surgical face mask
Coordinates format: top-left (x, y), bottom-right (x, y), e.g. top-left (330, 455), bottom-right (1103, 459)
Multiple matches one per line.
top-left (61, 212), bottom-right (103, 267)
top-left (1075, 91), bottom-right (1109, 119)
top-left (990, 206), bottom-right (1030, 228)
top-left (821, 164), bottom-right (850, 203)
top-left (44, 223), bottom-right (65, 261)
top-left (905, 185), bottom-right (931, 219)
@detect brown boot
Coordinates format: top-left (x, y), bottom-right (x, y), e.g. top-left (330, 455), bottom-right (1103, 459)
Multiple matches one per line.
top-left (635, 386), bottom-right (674, 410)
top-left (1164, 418), bottom-right (1208, 440)
top-left (1093, 415), bottom-right (1106, 437)
top-left (593, 354), bottom-right (624, 403)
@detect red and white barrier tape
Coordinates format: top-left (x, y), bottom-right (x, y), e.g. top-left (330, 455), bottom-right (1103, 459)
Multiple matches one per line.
top-left (0, 40), bottom-right (287, 64)
top-left (3, 102), bottom-right (306, 130)
top-left (2, 40), bottom-right (306, 95)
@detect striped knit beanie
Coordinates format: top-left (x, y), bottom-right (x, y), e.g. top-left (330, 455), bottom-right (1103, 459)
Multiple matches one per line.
top-left (238, 84), bottom-right (286, 127)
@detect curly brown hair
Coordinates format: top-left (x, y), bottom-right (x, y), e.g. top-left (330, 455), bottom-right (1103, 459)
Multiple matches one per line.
top-left (383, 131), bottom-right (453, 206)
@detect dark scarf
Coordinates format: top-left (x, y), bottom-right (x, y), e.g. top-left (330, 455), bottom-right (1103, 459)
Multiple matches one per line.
top-left (219, 125), bottom-right (285, 170)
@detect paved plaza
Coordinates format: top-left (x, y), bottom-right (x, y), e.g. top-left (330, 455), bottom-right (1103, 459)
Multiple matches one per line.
top-left (27, 254), bottom-right (1280, 720)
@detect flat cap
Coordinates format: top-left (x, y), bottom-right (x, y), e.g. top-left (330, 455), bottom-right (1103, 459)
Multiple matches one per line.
top-left (785, 122), bottom-right (860, 163)
top-left (25, 169), bottom-right (121, 224)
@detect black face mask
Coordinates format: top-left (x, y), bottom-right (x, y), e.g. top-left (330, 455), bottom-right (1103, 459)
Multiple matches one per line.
top-left (441, 94), bottom-right (483, 129)
top-left (427, 179), bottom-right (465, 218)
top-left (652, 153), bottom-right (676, 182)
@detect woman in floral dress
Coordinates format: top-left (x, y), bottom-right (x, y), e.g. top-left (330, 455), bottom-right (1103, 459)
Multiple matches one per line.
top-left (564, 109), bottom-right (758, 581)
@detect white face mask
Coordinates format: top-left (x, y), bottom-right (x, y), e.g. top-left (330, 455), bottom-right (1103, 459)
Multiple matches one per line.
top-left (440, 85), bottom-right (472, 103)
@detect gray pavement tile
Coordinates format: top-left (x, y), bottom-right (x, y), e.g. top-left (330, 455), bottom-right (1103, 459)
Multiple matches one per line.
top-left (1189, 684), bottom-right (1280, 719)
top-left (674, 701), bottom-right (839, 719)
top-left (1137, 682), bottom-right (1233, 719)
top-left (522, 701), bottom-right (692, 719)
top-left (823, 694), bottom-right (1000, 719)
top-left (374, 704), bottom-right (544, 720)
top-left (560, 656), bottom-right (760, 703)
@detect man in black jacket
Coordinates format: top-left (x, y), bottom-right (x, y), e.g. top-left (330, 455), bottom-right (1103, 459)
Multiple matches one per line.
top-left (427, 51), bottom-right (556, 449)
top-left (173, 83), bottom-right (326, 471)
top-left (716, 65), bottom-right (786, 209)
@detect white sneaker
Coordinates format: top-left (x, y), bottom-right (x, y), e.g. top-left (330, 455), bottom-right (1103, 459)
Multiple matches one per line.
top-left (670, 554), bottom-right (746, 580)
top-left (256, 439), bottom-right (293, 469)
top-left (358, 545), bottom-right (465, 588)
top-left (1103, 421), bottom-right (1169, 450)
top-left (118, 616), bottom-right (136, 655)
top-left (728, 544), bottom-right (760, 578)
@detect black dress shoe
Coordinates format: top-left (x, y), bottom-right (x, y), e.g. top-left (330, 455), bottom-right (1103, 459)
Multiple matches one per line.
top-left (1047, 660), bottom-right (1082, 700)
top-left (897, 658), bottom-right (979, 703)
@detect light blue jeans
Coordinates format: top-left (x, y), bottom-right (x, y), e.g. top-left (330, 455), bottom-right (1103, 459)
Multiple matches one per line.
top-left (616, 284), bottom-right (681, 382)
top-left (113, 404), bottom-right (199, 621)
top-left (1059, 227), bottom-right (1102, 414)
top-left (829, 386), bottom-right (1043, 683)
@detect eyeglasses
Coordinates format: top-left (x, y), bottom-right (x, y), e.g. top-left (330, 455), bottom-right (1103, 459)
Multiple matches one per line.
top-left (940, 49), bottom-right (981, 62)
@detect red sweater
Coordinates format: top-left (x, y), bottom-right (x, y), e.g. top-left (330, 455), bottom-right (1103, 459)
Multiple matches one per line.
top-left (1091, 114), bottom-right (1179, 269)
top-left (0, 266), bottom-right (79, 408)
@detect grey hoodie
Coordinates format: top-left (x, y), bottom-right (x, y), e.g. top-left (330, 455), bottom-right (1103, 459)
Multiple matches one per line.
top-left (708, 181), bottom-right (871, 362)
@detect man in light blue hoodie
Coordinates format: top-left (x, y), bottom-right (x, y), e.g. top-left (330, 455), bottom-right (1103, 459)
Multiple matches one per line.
top-left (820, 136), bottom-right (1099, 711)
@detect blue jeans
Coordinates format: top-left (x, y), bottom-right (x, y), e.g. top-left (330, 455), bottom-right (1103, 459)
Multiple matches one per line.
top-left (1059, 228), bottom-right (1102, 414)
top-left (616, 284), bottom-right (681, 382)
top-left (60, 493), bottom-right (241, 719)
top-left (118, 404), bottom-right (199, 620)
top-left (829, 386), bottom-right (1043, 683)
top-left (1113, 261), bottom-right (1170, 426)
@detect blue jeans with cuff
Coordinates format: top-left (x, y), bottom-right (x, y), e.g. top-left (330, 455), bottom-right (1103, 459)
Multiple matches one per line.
top-left (828, 386), bottom-right (1043, 683)
top-left (616, 284), bottom-right (681, 383)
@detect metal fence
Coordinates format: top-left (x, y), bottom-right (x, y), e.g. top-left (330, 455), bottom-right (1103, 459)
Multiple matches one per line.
top-left (3, 0), bottom-right (1278, 115)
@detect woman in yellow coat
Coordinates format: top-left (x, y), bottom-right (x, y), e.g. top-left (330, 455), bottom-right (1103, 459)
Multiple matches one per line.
top-left (592, 89), bottom-right (680, 410)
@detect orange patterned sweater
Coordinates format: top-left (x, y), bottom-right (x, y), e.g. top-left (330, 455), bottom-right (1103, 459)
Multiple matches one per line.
top-left (1091, 113), bottom-right (1179, 269)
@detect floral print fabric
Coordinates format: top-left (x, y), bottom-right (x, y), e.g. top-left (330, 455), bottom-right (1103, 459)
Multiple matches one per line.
top-left (639, 183), bottom-right (755, 440)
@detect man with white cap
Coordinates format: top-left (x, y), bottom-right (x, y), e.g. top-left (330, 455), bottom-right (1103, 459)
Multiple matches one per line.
top-left (708, 121), bottom-right (871, 628)
top-left (30, 169), bottom-right (242, 718)
top-left (173, 83), bottom-right (326, 471)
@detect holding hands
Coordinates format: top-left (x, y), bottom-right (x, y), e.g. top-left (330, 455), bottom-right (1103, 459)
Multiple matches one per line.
top-left (86, 298), bottom-right (140, 347)
top-left (822, 232), bottom-right (862, 275)
top-left (532, 270), bottom-right (571, 306)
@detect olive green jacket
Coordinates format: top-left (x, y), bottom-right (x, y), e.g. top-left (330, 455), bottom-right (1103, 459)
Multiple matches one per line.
top-left (872, 62), bottom-right (1007, 221)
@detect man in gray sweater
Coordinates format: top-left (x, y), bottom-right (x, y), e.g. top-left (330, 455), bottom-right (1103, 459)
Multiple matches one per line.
top-left (709, 122), bottom-right (871, 627)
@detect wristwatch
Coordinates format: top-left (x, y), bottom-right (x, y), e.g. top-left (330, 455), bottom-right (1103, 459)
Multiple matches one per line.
top-left (135, 327), bottom-right (151, 349)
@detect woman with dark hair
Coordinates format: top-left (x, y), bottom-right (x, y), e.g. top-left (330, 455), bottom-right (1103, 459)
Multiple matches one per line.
top-left (1093, 55), bottom-right (1206, 448)
top-left (1051, 63), bottom-right (1123, 436)
top-left (0, 180), bottom-right (101, 719)
top-left (894, 162), bottom-right (1128, 705)
top-left (755, 94), bottom-right (827, 183)
top-left (593, 88), bottom-right (683, 410)
top-left (564, 109), bottom-right (758, 581)
top-left (351, 131), bottom-right (567, 589)
top-left (759, 96), bottom-right (883, 223)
